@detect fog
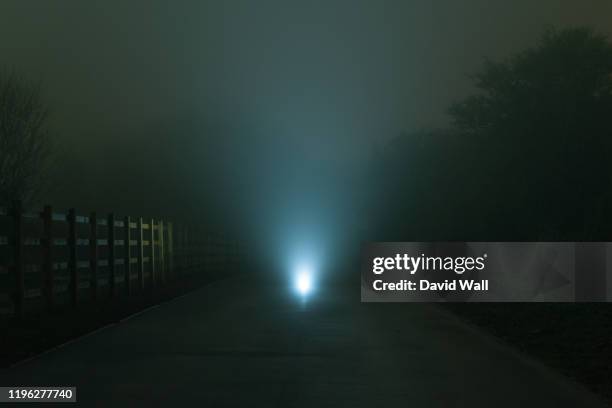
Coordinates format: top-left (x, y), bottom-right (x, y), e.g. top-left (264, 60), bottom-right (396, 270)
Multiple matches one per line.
top-left (2, 0), bottom-right (612, 273)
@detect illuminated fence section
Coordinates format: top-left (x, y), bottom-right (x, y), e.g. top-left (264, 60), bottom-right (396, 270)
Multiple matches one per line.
top-left (0, 201), bottom-right (239, 318)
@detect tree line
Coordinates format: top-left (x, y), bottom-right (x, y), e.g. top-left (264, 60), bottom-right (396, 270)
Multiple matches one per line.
top-left (370, 27), bottom-right (612, 241)
top-left (2, 27), bottom-right (612, 242)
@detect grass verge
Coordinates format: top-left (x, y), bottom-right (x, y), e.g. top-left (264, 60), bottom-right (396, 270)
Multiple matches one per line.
top-left (445, 303), bottom-right (612, 402)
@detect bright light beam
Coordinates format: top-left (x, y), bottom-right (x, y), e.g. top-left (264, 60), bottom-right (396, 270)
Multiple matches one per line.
top-left (295, 268), bottom-right (313, 296)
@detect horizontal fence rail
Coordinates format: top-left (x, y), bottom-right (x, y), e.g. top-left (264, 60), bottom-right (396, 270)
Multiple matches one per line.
top-left (0, 201), bottom-right (240, 318)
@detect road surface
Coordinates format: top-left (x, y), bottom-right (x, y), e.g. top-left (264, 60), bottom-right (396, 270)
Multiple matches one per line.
top-left (0, 274), bottom-right (608, 407)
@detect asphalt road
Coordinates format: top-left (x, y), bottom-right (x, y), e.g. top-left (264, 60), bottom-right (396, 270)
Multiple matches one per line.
top-left (0, 274), bottom-right (608, 407)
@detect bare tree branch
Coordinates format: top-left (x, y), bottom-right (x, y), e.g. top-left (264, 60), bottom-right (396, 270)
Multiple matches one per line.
top-left (0, 71), bottom-right (51, 207)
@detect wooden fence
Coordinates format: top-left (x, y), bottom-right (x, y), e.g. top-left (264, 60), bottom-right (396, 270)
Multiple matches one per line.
top-left (0, 201), bottom-right (238, 318)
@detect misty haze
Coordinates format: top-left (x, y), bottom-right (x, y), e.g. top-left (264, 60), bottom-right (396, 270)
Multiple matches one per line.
top-left (1, 1), bottom-right (612, 407)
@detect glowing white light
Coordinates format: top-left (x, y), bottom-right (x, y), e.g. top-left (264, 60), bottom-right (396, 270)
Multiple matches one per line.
top-left (295, 269), bottom-right (312, 296)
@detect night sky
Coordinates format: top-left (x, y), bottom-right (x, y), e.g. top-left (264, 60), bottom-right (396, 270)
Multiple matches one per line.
top-left (1, 1), bottom-right (611, 265)
top-left (3, 1), bottom-right (611, 156)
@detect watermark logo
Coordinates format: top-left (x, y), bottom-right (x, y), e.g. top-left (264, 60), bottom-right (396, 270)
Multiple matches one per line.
top-left (361, 242), bottom-right (609, 302)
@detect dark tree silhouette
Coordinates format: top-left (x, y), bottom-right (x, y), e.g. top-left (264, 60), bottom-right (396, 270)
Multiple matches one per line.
top-left (0, 72), bottom-right (50, 207)
top-left (449, 27), bottom-right (612, 240)
top-left (372, 27), bottom-right (612, 241)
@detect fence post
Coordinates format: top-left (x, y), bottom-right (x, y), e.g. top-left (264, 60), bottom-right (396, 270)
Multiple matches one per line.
top-left (108, 213), bottom-right (115, 297)
top-left (177, 224), bottom-right (183, 276)
top-left (90, 212), bottom-right (97, 301)
top-left (232, 240), bottom-right (238, 272)
top-left (168, 222), bottom-right (174, 280)
top-left (12, 200), bottom-right (24, 319)
top-left (183, 224), bottom-right (188, 276)
top-left (150, 218), bottom-right (156, 287)
top-left (68, 208), bottom-right (78, 308)
top-left (159, 221), bottom-right (165, 285)
top-left (205, 234), bottom-right (211, 272)
top-left (182, 226), bottom-right (186, 274)
top-left (191, 227), bottom-right (195, 272)
top-left (66, 208), bottom-right (79, 307)
top-left (233, 240), bottom-right (239, 272)
top-left (124, 216), bottom-right (131, 295)
top-left (42, 205), bottom-right (53, 310)
top-left (189, 227), bottom-right (194, 273)
top-left (179, 225), bottom-right (184, 276)
top-left (137, 217), bottom-right (144, 290)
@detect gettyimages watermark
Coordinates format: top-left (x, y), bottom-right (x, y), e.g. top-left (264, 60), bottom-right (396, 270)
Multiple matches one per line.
top-left (361, 242), bottom-right (612, 302)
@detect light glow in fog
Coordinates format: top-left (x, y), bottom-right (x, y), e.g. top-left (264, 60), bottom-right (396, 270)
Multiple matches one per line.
top-left (295, 267), bottom-right (313, 296)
